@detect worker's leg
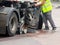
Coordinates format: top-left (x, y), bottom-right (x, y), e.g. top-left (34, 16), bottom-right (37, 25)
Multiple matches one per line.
top-left (45, 11), bottom-right (56, 30)
top-left (43, 13), bottom-right (49, 30)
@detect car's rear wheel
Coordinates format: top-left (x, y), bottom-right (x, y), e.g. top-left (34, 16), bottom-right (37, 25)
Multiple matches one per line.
top-left (6, 12), bottom-right (18, 36)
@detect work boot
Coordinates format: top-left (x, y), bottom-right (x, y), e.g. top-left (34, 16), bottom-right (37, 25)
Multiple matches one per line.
top-left (52, 27), bottom-right (56, 30)
top-left (44, 26), bottom-right (49, 30)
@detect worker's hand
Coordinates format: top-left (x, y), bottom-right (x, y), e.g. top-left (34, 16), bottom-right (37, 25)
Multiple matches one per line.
top-left (34, 2), bottom-right (42, 6)
top-left (34, 4), bottom-right (38, 6)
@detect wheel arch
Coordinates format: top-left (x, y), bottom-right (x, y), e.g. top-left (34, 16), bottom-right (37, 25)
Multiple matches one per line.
top-left (13, 11), bottom-right (20, 23)
top-left (5, 7), bottom-right (20, 27)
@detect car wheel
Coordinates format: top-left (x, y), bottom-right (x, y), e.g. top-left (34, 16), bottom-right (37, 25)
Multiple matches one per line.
top-left (6, 12), bottom-right (18, 36)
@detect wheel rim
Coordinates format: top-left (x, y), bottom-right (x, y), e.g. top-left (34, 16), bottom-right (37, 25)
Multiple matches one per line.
top-left (9, 16), bottom-right (17, 34)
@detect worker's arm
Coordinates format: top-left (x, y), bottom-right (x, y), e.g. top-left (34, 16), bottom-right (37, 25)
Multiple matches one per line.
top-left (34, 0), bottom-right (46, 6)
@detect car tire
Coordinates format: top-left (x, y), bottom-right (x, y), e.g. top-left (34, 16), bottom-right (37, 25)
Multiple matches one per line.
top-left (6, 12), bottom-right (18, 36)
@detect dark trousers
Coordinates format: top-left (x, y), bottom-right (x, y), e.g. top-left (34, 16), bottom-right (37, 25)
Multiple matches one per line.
top-left (43, 11), bottom-right (56, 28)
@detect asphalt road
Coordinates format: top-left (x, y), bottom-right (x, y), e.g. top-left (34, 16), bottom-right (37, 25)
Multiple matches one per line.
top-left (0, 3), bottom-right (60, 45)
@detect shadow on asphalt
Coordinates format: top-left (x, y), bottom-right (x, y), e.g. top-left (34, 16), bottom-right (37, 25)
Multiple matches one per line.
top-left (0, 30), bottom-right (56, 42)
top-left (0, 30), bottom-right (51, 38)
top-left (0, 34), bottom-right (8, 38)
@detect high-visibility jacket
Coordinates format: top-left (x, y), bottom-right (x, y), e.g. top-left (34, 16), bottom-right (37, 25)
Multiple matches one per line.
top-left (40, 0), bottom-right (52, 13)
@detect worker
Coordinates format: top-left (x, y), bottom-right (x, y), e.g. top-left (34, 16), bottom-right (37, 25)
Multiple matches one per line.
top-left (34, 0), bottom-right (56, 30)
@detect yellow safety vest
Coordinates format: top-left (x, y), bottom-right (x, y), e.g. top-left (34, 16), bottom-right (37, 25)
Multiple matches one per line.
top-left (40, 0), bottom-right (52, 13)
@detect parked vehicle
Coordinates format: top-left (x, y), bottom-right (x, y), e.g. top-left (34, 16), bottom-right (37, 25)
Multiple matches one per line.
top-left (0, 0), bottom-right (43, 36)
